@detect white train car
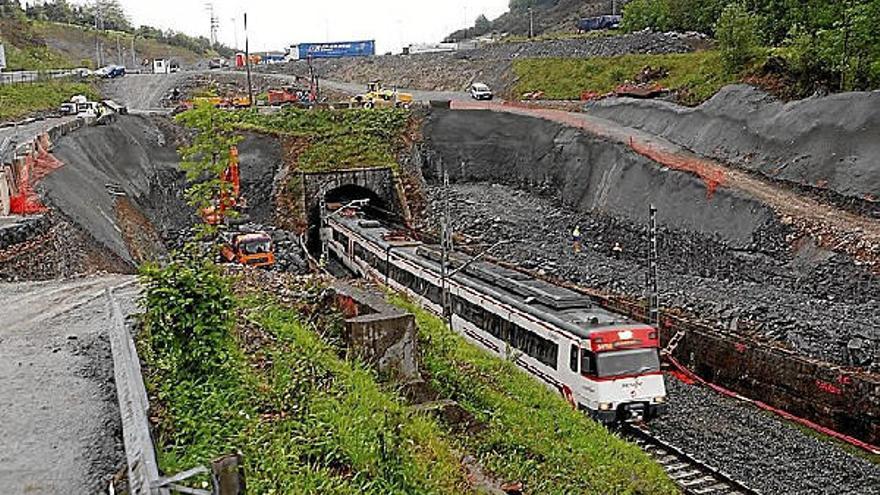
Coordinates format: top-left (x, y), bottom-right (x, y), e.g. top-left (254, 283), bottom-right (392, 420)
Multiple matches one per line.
top-left (325, 215), bottom-right (667, 422)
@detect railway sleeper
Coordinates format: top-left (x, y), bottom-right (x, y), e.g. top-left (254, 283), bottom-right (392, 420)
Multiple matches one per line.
top-left (682, 475), bottom-right (718, 487)
top-left (671, 469), bottom-right (703, 480)
top-left (693, 483), bottom-right (731, 494)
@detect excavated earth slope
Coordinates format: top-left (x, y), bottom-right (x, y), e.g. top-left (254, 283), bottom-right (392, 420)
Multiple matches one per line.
top-left (422, 107), bottom-right (879, 367)
top-left (585, 85), bottom-right (880, 214)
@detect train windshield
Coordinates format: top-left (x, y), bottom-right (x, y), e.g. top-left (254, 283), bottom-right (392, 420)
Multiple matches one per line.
top-left (592, 348), bottom-right (660, 378)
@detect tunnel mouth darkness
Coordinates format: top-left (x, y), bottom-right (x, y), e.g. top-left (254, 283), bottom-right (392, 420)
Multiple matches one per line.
top-left (307, 184), bottom-right (390, 254)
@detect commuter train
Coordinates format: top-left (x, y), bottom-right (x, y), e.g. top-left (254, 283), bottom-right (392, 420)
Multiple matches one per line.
top-left (324, 214), bottom-right (667, 422)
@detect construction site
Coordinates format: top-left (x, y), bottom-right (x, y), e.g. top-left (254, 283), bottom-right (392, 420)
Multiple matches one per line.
top-left (1, 1), bottom-right (879, 493)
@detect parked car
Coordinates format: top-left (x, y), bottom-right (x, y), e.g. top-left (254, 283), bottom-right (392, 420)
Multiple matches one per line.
top-left (96, 65), bottom-right (126, 78)
top-left (208, 58), bottom-right (228, 69)
top-left (470, 83), bottom-right (493, 100)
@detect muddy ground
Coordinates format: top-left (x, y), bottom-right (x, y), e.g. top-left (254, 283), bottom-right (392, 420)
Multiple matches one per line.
top-left (0, 275), bottom-right (136, 494)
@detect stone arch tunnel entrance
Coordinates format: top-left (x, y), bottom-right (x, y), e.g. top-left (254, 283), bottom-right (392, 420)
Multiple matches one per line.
top-left (299, 166), bottom-right (411, 249)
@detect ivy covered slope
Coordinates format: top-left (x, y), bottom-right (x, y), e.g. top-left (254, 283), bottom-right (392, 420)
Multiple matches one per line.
top-left (236, 106), bottom-right (409, 172)
top-left (138, 250), bottom-right (676, 494)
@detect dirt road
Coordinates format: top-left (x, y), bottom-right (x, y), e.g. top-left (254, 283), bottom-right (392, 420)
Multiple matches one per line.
top-left (100, 73), bottom-right (188, 111)
top-left (0, 275), bottom-right (136, 494)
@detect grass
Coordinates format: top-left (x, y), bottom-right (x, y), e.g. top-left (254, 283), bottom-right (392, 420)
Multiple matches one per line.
top-left (236, 107), bottom-right (409, 172)
top-left (390, 294), bottom-right (678, 495)
top-left (140, 263), bottom-right (677, 493)
top-left (0, 81), bottom-right (99, 121)
top-left (513, 50), bottom-right (738, 105)
top-left (141, 288), bottom-right (471, 494)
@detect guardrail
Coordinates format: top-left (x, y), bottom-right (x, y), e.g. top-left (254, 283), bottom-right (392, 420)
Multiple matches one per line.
top-left (0, 69), bottom-right (81, 85)
top-left (107, 287), bottom-right (247, 495)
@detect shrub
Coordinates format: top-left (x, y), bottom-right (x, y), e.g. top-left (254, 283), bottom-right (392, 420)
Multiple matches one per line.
top-left (139, 245), bottom-right (236, 376)
top-left (716, 2), bottom-right (764, 74)
top-left (621, 0), bottom-right (671, 32)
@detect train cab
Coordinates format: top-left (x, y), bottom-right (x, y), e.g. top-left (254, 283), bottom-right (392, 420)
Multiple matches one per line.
top-left (569, 326), bottom-right (667, 422)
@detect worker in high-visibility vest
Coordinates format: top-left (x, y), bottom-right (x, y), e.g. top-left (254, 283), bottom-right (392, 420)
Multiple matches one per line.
top-left (572, 225), bottom-right (582, 254)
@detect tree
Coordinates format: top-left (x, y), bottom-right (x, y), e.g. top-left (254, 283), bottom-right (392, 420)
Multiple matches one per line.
top-left (174, 104), bottom-right (244, 232)
top-left (716, 1), bottom-right (764, 74)
top-left (0, 0), bottom-right (24, 19)
top-left (474, 14), bottom-right (491, 34)
top-left (88, 0), bottom-right (131, 32)
top-left (43, 0), bottom-right (76, 24)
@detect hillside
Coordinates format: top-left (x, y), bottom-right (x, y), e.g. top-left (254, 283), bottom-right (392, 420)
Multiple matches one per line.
top-left (0, 19), bottom-right (210, 70)
top-left (447, 0), bottom-right (618, 40)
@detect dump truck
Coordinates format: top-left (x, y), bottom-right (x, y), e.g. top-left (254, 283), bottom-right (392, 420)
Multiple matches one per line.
top-left (220, 232), bottom-right (276, 267)
top-left (351, 81), bottom-right (413, 109)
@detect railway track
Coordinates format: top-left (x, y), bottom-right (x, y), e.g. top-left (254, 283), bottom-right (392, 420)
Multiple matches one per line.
top-left (621, 423), bottom-right (760, 495)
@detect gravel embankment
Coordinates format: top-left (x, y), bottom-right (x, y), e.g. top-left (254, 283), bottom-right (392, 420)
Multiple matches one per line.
top-left (656, 377), bottom-right (880, 495)
top-left (423, 182), bottom-right (879, 367)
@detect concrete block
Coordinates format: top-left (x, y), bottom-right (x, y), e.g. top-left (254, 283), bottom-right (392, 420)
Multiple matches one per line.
top-left (332, 282), bottom-right (420, 382)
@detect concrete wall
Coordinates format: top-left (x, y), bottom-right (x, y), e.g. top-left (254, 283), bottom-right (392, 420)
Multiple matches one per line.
top-left (332, 282), bottom-right (420, 381)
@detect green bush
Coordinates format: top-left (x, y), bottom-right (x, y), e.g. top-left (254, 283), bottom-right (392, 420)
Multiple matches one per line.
top-left (139, 246), bottom-right (236, 376)
top-left (716, 2), bottom-right (764, 74)
top-left (514, 51), bottom-right (735, 105)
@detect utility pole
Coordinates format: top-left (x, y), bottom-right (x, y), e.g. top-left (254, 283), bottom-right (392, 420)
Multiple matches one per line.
top-left (528, 7), bottom-right (534, 38)
top-left (94, 6), bottom-right (101, 67)
top-left (116, 34), bottom-right (122, 66)
top-left (440, 162), bottom-right (453, 329)
top-left (612, 0), bottom-right (618, 16)
top-left (647, 204), bottom-right (659, 328)
top-left (130, 35), bottom-right (136, 68)
top-left (205, 3), bottom-right (219, 47)
top-left (244, 13), bottom-right (254, 107)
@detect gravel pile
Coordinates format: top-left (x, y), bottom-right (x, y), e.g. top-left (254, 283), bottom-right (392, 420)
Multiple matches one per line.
top-left (473, 30), bottom-right (701, 59)
top-left (422, 182), bottom-right (880, 367)
top-left (656, 377), bottom-right (880, 495)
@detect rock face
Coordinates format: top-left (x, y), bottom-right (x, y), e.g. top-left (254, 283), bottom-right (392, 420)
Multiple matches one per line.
top-left (585, 85), bottom-right (880, 213)
top-left (419, 108), bottom-right (879, 368)
top-left (424, 108), bottom-right (774, 246)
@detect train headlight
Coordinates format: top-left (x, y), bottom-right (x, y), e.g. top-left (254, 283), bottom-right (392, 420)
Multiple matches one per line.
top-left (598, 402), bottom-right (613, 411)
top-left (653, 396), bottom-right (666, 404)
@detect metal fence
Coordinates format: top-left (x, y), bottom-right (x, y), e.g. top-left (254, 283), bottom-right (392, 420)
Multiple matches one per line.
top-left (0, 69), bottom-right (81, 85)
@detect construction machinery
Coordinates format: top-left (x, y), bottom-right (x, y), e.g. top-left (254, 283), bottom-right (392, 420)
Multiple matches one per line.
top-left (200, 147), bottom-right (276, 268)
top-left (220, 232), bottom-right (276, 267)
top-left (201, 147), bottom-right (241, 226)
top-left (351, 80), bottom-right (413, 109)
top-left (267, 85), bottom-right (312, 106)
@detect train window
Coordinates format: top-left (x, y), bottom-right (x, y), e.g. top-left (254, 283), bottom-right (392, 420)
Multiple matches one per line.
top-left (581, 350), bottom-right (596, 376)
top-left (569, 345), bottom-right (579, 373)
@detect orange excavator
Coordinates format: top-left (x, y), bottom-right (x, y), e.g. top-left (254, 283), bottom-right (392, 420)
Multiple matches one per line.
top-left (202, 147), bottom-right (276, 268)
top-left (201, 147), bottom-right (241, 226)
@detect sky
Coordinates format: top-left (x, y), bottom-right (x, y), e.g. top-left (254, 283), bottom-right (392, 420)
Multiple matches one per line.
top-left (66, 0), bottom-right (511, 54)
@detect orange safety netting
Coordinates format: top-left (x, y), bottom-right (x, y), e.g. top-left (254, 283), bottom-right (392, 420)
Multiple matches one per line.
top-left (9, 133), bottom-right (63, 215)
